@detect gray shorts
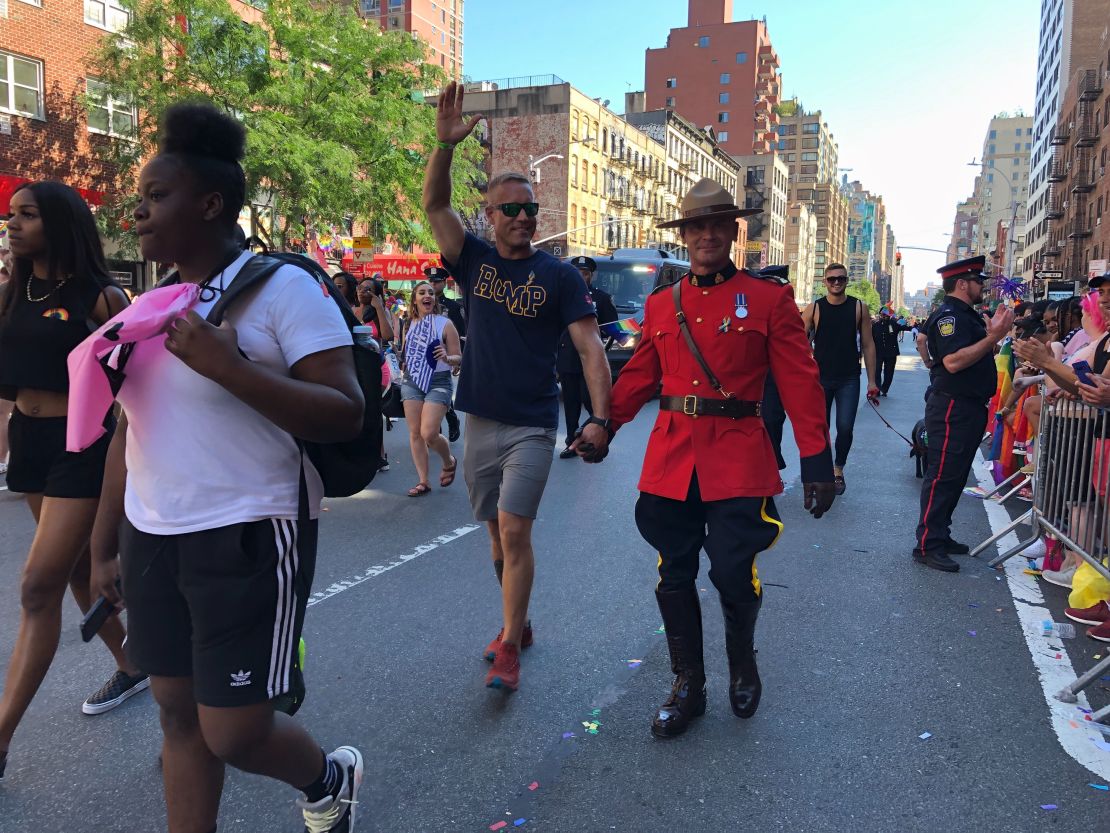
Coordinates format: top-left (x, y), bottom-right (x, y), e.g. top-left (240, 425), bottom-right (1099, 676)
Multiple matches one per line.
top-left (463, 415), bottom-right (557, 521)
top-left (401, 371), bottom-right (454, 406)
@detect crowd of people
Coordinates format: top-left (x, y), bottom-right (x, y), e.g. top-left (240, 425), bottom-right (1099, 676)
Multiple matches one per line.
top-left (0, 81), bottom-right (1106, 830)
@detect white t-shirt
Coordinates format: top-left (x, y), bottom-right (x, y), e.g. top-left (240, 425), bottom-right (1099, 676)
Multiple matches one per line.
top-left (118, 251), bottom-right (352, 534)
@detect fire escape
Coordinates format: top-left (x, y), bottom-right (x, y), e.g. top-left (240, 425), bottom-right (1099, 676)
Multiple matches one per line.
top-left (1067, 70), bottom-right (1102, 275)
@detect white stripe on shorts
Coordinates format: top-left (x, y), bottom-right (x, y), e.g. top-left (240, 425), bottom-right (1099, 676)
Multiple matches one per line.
top-left (267, 519), bottom-right (300, 699)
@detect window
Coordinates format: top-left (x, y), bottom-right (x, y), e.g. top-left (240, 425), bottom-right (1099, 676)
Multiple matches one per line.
top-left (570, 155), bottom-right (578, 187)
top-left (989, 129), bottom-right (997, 139)
top-left (801, 152), bottom-right (818, 161)
top-left (389, 0), bottom-right (403, 6)
top-left (665, 77), bottom-right (677, 88)
top-left (84, 0), bottom-right (130, 31)
top-left (665, 96), bottom-right (675, 107)
top-left (720, 72), bottom-right (730, 84)
top-left (569, 204), bottom-right (577, 240)
top-left (802, 123), bottom-right (820, 134)
top-left (736, 52), bottom-right (747, 63)
top-left (86, 78), bottom-right (135, 136)
top-left (988, 143), bottom-right (996, 154)
top-left (718, 131), bottom-right (728, 142)
top-left (719, 92), bottom-right (729, 104)
top-left (698, 36), bottom-right (709, 48)
top-left (360, 0), bottom-right (380, 12)
top-left (802, 137), bottom-right (818, 149)
top-left (717, 112), bottom-right (729, 123)
top-left (581, 160), bottom-right (588, 191)
top-left (0, 51), bottom-right (43, 119)
top-left (1016, 127), bottom-right (1023, 136)
top-left (591, 164), bottom-right (598, 193)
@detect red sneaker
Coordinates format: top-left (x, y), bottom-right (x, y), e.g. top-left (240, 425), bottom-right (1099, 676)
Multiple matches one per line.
top-left (1065, 600), bottom-right (1110, 626)
top-left (1087, 618), bottom-right (1110, 643)
top-left (483, 623), bottom-right (533, 662)
top-left (485, 642), bottom-right (521, 690)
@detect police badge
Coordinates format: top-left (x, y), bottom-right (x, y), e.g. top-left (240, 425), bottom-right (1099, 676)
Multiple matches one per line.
top-left (937, 316), bottom-right (956, 337)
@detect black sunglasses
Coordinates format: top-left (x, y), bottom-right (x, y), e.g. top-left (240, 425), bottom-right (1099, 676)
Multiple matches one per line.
top-left (825, 275), bottom-right (848, 284)
top-left (496, 202), bottom-right (540, 218)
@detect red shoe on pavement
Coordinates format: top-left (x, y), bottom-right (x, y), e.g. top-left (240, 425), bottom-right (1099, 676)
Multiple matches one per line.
top-left (485, 642), bottom-right (521, 691)
top-left (1087, 619), bottom-right (1110, 643)
top-left (1065, 600), bottom-right (1110, 626)
top-left (483, 623), bottom-right (533, 662)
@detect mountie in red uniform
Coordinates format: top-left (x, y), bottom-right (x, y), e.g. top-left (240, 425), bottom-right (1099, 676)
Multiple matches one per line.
top-left (611, 220), bottom-right (833, 737)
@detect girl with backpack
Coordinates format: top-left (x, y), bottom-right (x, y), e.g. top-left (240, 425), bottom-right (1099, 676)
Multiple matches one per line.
top-left (0, 181), bottom-right (140, 779)
top-left (88, 102), bottom-right (365, 832)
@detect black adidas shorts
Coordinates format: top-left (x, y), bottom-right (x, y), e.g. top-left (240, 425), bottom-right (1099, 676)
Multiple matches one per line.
top-left (120, 517), bottom-right (317, 708)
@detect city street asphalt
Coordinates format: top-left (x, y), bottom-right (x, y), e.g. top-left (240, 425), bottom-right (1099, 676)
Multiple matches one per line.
top-left (0, 341), bottom-right (1108, 832)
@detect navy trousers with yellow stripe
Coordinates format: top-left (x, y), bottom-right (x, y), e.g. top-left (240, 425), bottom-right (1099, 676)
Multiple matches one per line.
top-left (635, 474), bottom-right (783, 601)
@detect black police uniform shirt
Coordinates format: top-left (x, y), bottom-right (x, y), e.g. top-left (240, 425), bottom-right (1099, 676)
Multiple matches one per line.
top-left (557, 285), bottom-right (617, 374)
top-left (443, 233), bottom-right (596, 429)
top-left (926, 295), bottom-right (997, 401)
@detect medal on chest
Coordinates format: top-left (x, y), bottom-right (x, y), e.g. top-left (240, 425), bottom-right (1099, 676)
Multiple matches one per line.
top-left (718, 316), bottom-right (731, 334)
top-left (734, 293), bottom-right (748, 319)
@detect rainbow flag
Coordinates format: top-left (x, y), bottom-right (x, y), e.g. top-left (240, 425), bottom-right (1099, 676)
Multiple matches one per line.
top-left (387, 296), bottom-right (405, 315)
top-left (987, 339), bottom-right (1018, 483)
top-left (599, 317), bottom-right (642, 340)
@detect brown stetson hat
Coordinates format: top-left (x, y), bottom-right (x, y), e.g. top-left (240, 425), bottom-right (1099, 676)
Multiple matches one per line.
top-left (657, 178), bottom-right (762, 229)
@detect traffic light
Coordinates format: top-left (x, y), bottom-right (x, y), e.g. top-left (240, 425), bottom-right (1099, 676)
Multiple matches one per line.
top-left (895, 250), bottom-right (902, 266)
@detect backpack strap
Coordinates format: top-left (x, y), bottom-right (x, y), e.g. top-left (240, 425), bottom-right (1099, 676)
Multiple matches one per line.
top-left (205, 255), bottom-right (286, 326)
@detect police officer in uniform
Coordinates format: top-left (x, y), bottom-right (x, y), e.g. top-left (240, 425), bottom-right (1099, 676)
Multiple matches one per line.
top-left (610, 180), bottom-right (836, 738)
top-left (425, 265), bottom-right (464, 442)
top-left (558, 256), bottom-right (617, 458)
top-left (758, 265), bottom-right (792, 471)
top-left (913, 255), bottom-right (1013, 572)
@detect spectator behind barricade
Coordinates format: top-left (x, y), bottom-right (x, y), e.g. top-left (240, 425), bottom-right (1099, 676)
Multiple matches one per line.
top-left (1014, 281), bottom-right (1110, 589)
top-left (0, 258), bottom-right (10, 477)
top-left (398, 280), bottom-right (461, 497)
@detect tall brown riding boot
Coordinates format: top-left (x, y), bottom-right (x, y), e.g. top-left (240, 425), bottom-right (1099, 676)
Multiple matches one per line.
top-left (720, 593), bottom-right (762, 719)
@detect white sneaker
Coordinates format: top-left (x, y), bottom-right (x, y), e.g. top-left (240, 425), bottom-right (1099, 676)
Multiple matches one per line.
top-left (0, 461), bottom-right (7, 476)
top-left (1023, 538), bottom-right (1047, 560)
top-left (1042, 565), bottom-right (1078, 589)
top-left (298, 746), bottom-right (364, 833)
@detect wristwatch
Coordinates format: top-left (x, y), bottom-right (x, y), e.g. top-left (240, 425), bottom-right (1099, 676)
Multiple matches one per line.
top-left (584, 416), bottom-right (612, 432)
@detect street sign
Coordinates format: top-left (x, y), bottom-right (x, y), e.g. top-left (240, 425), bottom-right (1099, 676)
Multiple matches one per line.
top-left (352, 249), bottom-right (375, 263)
top-left (1089, 259), bottom-right (1108, 279)
top-left (352, 236), bottom-right (373, 251)
top-left (1035, 270), bottom-right (1064, 280)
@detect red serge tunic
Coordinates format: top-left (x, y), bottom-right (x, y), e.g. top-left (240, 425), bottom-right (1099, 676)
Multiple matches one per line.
top-left (610, 265), bottom-right (833, 502)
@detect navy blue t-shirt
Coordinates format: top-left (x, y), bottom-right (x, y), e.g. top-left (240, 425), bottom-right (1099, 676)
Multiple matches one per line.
top-left (444, 233), bottom-right (596, 428)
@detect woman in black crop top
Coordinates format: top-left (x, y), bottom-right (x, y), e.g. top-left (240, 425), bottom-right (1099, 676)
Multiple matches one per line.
top-left (0, 182), bottom-right (143, 779)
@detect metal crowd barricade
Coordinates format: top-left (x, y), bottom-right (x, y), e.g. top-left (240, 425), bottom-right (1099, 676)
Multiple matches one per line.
top-left (969, 392), bottom-right (1110, 715)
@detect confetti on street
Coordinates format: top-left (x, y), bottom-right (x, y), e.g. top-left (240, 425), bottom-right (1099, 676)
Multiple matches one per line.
top-left (919, 732), bottom-right (932, 740)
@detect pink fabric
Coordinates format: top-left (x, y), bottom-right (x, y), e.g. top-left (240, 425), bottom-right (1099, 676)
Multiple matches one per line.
top-left (66, 283), bottom-right (200, 451)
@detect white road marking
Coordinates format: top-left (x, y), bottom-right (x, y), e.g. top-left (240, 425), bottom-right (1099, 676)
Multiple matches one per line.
top-left (307, 524), bottom-right (481, 607)
top-left (973, 461), bottom-right (1110, 779)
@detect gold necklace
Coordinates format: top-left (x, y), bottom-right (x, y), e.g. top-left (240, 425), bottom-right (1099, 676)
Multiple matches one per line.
top-left (26, 274), bottom-right (70, 303)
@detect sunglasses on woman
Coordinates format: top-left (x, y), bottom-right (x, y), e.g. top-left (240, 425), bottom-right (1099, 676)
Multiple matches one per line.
top-left (496, 202), bottom-right (540, 218)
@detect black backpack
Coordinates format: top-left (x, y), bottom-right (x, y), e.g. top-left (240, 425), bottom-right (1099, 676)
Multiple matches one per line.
top-left (182, 252), bottom-right (384, 497)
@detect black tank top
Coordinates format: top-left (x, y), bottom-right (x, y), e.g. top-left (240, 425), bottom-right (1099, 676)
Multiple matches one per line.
top-left (1093, 333), bottom-right (1110, 375)
top-left (0, 275), bottom-right (111, 398)
top-left (813, 296), bottom-right (861, 380)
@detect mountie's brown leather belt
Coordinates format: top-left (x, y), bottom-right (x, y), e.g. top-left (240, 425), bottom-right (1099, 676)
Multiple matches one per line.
top-left (659, 395), bottom-right (761, 418)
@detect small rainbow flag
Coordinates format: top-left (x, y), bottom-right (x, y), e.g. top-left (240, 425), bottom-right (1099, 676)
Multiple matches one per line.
top-left (387, 296), bottom-right (405, 315)
top-left (599, 317), bottom-right (642, 340)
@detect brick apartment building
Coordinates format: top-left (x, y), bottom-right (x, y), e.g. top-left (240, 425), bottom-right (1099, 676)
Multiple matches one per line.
top-left (358, 0), bottom-right (462, 79)
top-left (1045, 35), bottom-right (1110, 283)
top-left (644, 0), bottom-right (782, 157)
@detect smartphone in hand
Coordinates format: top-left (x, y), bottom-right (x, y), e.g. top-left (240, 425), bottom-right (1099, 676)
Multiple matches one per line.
top-left (80, 580), bottom-right (121, 643)
top-left (1073, 360), bottom-right (1094, 386)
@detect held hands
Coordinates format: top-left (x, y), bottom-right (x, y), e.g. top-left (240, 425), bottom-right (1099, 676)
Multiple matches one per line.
top-left (803, 482), bottom-right (836, 519)
top-left (436, 81), bottom-right (484, 147)
top-left (164, 311), bottom-right (242, 382)
top-left (570, 423), bottom-right (611, 464)
top-left (988, 305), bottom-right (1015, 341)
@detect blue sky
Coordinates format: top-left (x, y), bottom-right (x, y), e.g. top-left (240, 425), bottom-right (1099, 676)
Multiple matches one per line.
top-left (463, 0), bottom-right (1039, 291)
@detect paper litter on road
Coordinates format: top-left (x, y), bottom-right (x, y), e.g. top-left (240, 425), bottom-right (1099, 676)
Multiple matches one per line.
top-left (626, 659), bottom-right (643, 668)
top-left (528, 781), bottom-right (539, 791)
top-left (1090, 783), bottom-right (1109, 790)
top-left (918, 732), bottom-right (932, 740)
top-left (490, 822), bottom-right (508, 831)
top-left (1040, 804), bottom-right (1058, 810)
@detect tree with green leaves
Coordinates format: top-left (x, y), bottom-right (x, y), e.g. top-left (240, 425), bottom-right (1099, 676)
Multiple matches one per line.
top-left (845, 279), bottom-right (881, 314)
top-left (87, 0), bottom-right (484, 254)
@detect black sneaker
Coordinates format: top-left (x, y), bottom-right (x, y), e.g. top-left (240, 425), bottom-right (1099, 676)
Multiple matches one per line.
top-left (298, 746), bottom-right (364, 832)
top-left (378, 455), bottom-right (390, 473)
top-left (912, 548), bottom-right (960, 573)
top-left (944, 538), bottom-right (971, 555)
top-left (82, 670), bottom-right (150, 715)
